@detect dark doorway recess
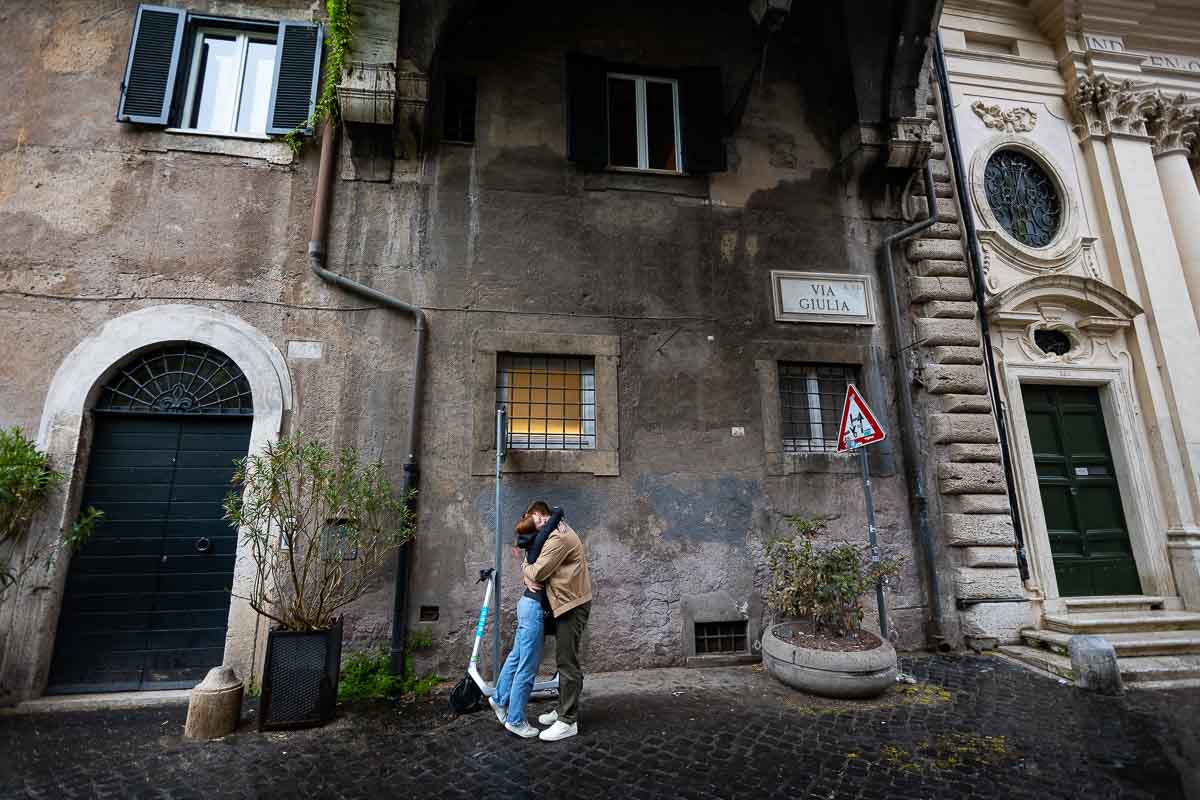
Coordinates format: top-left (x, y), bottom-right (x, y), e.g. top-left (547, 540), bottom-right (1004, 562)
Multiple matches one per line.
top-left (1021, 384), bottom-right (1140, 597)
top-left (48, 344), bottom-right (252, 693)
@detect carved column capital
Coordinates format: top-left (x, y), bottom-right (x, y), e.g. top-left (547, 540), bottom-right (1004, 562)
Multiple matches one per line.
top-left (1069, 75), bottom-right (1157, 141)
top-left (1145, 91), bottom-right (1200, 160)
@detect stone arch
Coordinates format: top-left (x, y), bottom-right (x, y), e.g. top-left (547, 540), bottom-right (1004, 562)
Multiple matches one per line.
top-left (1, 305), bottom-right (291, 703)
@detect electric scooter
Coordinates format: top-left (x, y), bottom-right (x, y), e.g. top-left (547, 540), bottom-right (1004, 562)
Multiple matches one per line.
top-left (448, 566), bottom-right (560, 713)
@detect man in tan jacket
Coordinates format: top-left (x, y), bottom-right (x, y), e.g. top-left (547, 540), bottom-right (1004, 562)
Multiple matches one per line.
top-left (522, 506), bottom-right (592, 742)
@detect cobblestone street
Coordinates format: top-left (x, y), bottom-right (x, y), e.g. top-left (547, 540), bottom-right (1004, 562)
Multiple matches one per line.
top-left (2, 655), bottom-right (1197, 799)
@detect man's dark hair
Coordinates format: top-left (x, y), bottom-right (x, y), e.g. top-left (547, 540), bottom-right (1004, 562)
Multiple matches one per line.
top-left (524, 500), bottom-right (551, 517)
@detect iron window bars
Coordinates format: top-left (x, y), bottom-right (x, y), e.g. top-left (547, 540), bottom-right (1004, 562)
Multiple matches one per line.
top-left (983, 149), bottom-right (1062, 248)
top-left (694, 621), bottom-right (748, 655)
top-left (779, 363), bottom-right (857, 453)
top-left (95, 343), bottom-right (253, 416)
top-left (496, 354), bottom-right (596, 450)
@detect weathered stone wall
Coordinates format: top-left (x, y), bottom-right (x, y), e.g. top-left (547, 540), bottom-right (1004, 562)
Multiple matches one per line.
top-left (1, 0), bottom-right (939, 690)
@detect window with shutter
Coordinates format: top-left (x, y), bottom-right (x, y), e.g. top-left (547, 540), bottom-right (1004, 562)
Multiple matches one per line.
top-left (565, 54), bottom-right (725, 174)
top-left (117, 6), bottom-right (322, 140)
top-left (117, 5), bottom-right (186, 124)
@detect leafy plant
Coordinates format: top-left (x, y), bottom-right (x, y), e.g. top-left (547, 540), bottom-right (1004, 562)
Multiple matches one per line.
top-left (223, 434), bottom-right (415, 632)
top-left (284, 0), bottom-right (355, 153)
top-left (0, 427), bottom-right (102, 595)
top-left (338, 648), bottom-right (441, 701)
top-left (764, 516), bottom-right (899, 638)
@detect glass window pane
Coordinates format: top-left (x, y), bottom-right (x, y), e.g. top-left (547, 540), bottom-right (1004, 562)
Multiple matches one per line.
top-left (191, 35), bottom-right (240, 132)
top-left (645, 81), bottom-right (677, 171)
top-left (607, 77), bottom-right (638, 168)
top-left (236, 41), bottom-right (277, 135)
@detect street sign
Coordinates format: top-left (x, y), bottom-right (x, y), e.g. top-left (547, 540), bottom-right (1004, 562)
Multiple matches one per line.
top-left (835, 384), bottom-right (886, 453)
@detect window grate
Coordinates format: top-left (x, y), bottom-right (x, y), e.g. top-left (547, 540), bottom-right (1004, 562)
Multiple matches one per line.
top-left (694, 621), bottom-right (748, 655)
top-left (497, 354), bottom-right (596, 450)
top-left (95, 342), bottom-right (253, 416)
top-left (443, 74), bottom-right (477, 144)
top-left (779, 363), bottom-right (857, 453)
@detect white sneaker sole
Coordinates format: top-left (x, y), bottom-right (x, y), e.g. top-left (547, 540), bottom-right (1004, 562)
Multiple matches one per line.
top-left (539, 725), bottom-right (577, 742)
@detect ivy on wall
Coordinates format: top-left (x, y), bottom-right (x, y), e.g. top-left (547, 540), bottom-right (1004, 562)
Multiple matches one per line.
top-left (285, 0), bottom-right (355, 153)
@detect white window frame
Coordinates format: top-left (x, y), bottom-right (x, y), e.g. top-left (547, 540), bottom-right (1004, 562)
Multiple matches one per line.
top-left (606, 73), bottom-right (683, 174)
top-left (177, 27), bottom-right (277, 139)
top-left (496, 354), bottom-right (597, 451)
top-left (779, 363), bottom-right (856, 454)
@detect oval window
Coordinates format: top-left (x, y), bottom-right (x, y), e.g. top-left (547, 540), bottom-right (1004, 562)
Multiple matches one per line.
top-left (983, 150), bottom-right (1062, 248)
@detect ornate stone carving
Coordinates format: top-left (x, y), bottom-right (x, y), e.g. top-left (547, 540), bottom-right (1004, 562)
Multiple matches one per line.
top-left (1069, 75), bottom-right (1157, 140)
top-left (1145, 91), bottom-right (1200, 159)
top-left (887, 116), bottom-right (934, 169)
top-left (972, 101), bottom-right (1038, 133)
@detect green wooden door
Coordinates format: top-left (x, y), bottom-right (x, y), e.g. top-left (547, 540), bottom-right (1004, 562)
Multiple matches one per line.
top-left (1021, 385), bottom-right (1140, 597)
top-left (47, 414), bottom-right (251, 693)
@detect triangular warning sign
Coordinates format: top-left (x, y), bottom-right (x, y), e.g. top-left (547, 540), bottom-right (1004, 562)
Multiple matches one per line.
top-left (836, 384), bottom-right (887, 453)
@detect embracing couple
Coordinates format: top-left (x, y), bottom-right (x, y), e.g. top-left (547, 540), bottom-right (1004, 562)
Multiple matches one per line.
top-left (489, 501), bottom-right (592, 742)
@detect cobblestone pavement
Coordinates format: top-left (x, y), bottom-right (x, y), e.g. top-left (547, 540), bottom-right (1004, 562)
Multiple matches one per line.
top-left (2, 655), bottom-right (1197, 799)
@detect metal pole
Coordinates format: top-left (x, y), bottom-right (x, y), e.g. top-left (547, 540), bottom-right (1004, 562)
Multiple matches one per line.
top-left (860, 445), bottom-right (888, 640)
top-left (493, 408), bottom-right (505, 680)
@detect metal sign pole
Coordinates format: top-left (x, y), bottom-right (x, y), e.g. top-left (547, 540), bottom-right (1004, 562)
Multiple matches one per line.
top-left (859, 444), bottom-right (888, 640)
top-left (493, 407), bottom-right (506, 680)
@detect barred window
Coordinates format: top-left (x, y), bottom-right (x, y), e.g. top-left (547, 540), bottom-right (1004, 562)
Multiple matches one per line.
top-left (497, 354), bottom-right (596, 450)
top-left (779, 363), bottom-right (857, 453)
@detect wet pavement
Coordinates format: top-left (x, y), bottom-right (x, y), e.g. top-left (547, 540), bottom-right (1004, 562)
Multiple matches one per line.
top-left (1, 654), bottom-right (1197, 799)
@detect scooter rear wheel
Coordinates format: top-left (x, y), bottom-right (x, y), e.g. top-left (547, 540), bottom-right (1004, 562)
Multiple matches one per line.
top-left (448, 674), bottom-right (484, 714)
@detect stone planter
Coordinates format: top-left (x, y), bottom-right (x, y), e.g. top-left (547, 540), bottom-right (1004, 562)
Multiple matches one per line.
top-left (762, 622), bottom-right (897, 699)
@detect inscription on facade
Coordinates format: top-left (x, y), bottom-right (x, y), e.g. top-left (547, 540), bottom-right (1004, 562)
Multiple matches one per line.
top-left (771, 271), bottom-right (875, 325)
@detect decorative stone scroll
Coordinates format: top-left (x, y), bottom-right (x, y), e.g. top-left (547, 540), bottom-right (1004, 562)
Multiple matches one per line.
top-left (1069, 75), bottom-right (1157, 140)
top-left (971, 101), bottom-right (1038, 133)
top-left (1145, 91), bottom-right (1200, 159)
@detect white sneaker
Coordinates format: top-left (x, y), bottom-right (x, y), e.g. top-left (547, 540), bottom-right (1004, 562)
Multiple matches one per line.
top-left (538, 720), bottom-right (578, 741)
top-left (488, 697), bottom-right (507, 724)
top-left (538, 710), bottom-right (558, 726)
top-left (505, 720), bottom-right (540, 738)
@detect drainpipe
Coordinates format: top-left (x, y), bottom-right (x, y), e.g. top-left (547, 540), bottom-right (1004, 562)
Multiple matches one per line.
top-left (933, 35), bottom-right (1030, 581)
top-left (307, 120), bottom-right (428, 675)
top-left (880, 157), bottom-right (946, 646)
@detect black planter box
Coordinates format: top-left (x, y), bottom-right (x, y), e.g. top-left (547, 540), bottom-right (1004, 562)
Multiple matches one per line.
top-left (259, 617), bottom-right (344, 731)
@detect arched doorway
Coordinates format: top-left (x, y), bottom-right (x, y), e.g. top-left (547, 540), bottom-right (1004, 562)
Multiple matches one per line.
top-left (47, 343), bottom-right (254, 693)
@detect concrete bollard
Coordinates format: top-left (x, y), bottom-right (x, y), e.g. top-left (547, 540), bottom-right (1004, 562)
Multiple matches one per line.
top-left (1068, 635), bottom-right (1123, 695)
top-left (184, 666), bottom-right (244, 740)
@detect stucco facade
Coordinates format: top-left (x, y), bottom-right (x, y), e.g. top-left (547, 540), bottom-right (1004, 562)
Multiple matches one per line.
top-left (937, 0), bottom-right (1200, 672)
top-left (0, 0), bottom-right (1038, 704)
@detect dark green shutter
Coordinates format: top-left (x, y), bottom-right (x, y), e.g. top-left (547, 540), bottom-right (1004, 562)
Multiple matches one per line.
top-left (565, 53), bottom-right (608, 168)
top-left (117, 4), bottom-right (186, 125)
top-left (680, 67), bottom-right (726, 173)
top-left (267, 21), bottom-right (323, 135)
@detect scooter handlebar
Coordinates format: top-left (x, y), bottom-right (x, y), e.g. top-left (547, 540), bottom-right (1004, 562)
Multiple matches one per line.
top-left (477, 567), bottom-right (495, 584)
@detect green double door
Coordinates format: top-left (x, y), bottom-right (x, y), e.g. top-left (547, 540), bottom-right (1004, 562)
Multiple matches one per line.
top-left (1022, 385), bottom-right (1140, 597)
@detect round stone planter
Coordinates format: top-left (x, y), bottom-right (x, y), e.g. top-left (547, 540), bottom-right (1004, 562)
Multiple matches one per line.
top-left (762, 622), bottom-right (897, 699)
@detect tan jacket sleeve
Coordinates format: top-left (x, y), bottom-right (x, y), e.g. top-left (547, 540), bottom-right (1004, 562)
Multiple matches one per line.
top-left (523, 531), bottom-right (570, 584)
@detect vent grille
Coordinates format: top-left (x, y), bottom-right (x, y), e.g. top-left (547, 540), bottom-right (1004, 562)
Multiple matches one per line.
top-left (694, 621), bottom-right (748, 655)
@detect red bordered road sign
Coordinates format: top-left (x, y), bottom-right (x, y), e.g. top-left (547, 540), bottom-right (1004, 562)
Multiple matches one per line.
top-left (836, 384), bottom-right (886, 453)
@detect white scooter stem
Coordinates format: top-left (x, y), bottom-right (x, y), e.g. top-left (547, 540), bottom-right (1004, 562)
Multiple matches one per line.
top-left (467, 571), bottom-right (559, 697)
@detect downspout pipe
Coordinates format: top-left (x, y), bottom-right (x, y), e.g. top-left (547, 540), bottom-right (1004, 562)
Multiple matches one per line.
top-left (880, 157), bottom-right (946, 645)
top-left (933, 35), bottom-right (1029, 581)
top-left (307, 120), bottom-right (428, 674)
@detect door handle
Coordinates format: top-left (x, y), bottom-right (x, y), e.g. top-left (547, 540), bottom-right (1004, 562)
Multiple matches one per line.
top-left (1069, 487), bottom-right (1078, 496)
top-left (195, 537), bottom-right (212, 553)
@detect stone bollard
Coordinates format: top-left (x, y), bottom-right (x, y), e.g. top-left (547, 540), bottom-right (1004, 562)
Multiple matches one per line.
top-left (184, 666), bottom-right (244, 740)
top-left (1068, 635), bottom-right (1123, 694)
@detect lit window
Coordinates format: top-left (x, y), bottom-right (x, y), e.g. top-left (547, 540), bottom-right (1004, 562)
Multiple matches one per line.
top-left (182, 29), bottom-right (278, 136)
top-left (607, 74), bottom-right (681, 172)
top-left (779, 363), bottom-right (857, 453)
top-left (497, 355), bottom-right (596, 450)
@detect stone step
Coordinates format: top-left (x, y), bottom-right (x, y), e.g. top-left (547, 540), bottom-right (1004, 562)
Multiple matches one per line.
top-left (1021, 628), bottom-right (1200, 658)
top-left (1000, 645), bottom-right (1200, 683)
top-left (1042, 610), bottom-right (1200, 635)
top-left (1062, 595), bottom-right (1166, 613)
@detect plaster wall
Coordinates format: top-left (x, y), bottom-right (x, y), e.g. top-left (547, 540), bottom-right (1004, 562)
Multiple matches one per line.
top-left (0, 0), bottom-right (937, 699)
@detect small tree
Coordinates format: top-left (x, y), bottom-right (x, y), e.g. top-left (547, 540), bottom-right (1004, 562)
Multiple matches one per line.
top-left (0, 427), bottom-right (101, 597)
top-left (224, 434), bottom-right (415, 632)
top-left (765, 516), bottom-right (899, 639)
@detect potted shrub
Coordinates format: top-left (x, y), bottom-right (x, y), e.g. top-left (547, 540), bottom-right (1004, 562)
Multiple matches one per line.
top-left (761, 516), bottom-right (900, 699)
top-left (224, 435), bottom-right (414, 730)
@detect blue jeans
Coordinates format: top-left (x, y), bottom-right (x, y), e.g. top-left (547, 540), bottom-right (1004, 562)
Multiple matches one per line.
top-left (494, 595), bottom-right (545, 725)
